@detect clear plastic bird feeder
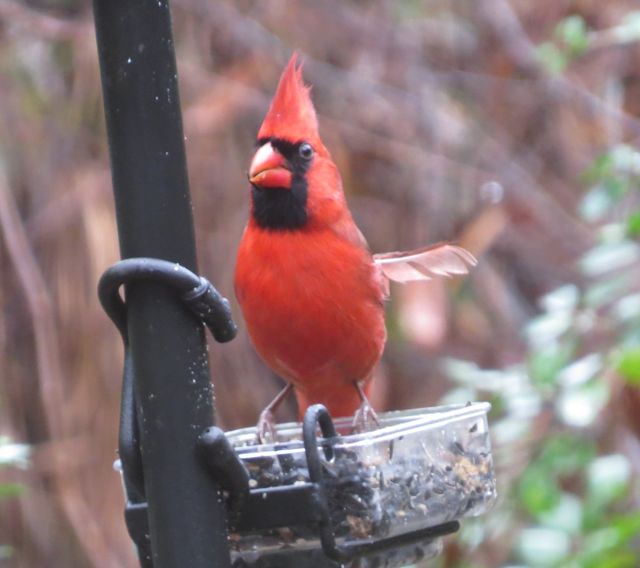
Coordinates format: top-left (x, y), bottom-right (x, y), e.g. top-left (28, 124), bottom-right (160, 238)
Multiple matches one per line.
top-left (227, 402), bottom-right (497, 567)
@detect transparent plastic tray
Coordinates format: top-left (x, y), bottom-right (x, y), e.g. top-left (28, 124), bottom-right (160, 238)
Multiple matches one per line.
top-left (228, 403), bottom-right (497, 567)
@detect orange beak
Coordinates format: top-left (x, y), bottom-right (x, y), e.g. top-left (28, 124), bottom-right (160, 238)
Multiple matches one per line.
top-left (249, 142), bottom-right (292, 189)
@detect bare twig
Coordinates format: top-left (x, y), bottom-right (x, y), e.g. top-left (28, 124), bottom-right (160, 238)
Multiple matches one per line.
top-left (0, 164), bottom-right (115, 568)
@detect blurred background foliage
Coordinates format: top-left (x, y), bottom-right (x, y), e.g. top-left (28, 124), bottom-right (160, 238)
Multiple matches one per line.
top-left (0, 0), bottom-right (639, 566)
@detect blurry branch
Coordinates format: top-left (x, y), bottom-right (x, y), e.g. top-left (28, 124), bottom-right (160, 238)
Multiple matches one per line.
top-left (458, 206), bottom-right (508, 261)
top-left (0, 1), bottom-right (90, 41)
top-left (322, 115), bottom-right (492, 180)
top-left (177, 0), bottom-right (435, 124)
top-left (25, 169), bottom-right (108, 243)
top-left (175, 0), bottom-right (282, 53)
top-left (328, 112), bottom-right (591, 268)
top-left (181, 0), bottom-right (640, 149)
top-left (476, 0), bottom-right (541, 73)
top-left (0, 167), bottom-right (65, 436)
top-left (0, 164), bottom-right (112, 567)
top-left (476, 0), bottom-right (640, 138)
top-left (31, 435), bottom-right (101, 476)
top-left (182, 64), bottom-right (266, 135)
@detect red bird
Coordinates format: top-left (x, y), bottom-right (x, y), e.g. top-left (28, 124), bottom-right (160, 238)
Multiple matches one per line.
top-left (234, 54), bottom-right (475, 431)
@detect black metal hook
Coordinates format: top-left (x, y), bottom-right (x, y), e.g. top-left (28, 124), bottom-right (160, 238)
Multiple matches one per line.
top-left (303, 404), bottom-right (338, 467)
top-left (197, 426), bottom-right (250, 530)
top-left (98, 257), bottom-right (237, 344)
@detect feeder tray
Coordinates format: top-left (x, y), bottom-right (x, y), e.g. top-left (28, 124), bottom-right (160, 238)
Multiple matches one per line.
top-left (115, 402), bottom-right (496, 567)
top-left (227, 402), bottom-right (497, 567)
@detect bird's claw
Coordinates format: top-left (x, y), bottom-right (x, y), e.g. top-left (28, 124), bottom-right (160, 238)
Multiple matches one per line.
top-left (255, 383), bottom-right (293, 444)
top-left (352, 400), bottom-right (380, 434)
top-left (256, 408), bottom-right (278, 444)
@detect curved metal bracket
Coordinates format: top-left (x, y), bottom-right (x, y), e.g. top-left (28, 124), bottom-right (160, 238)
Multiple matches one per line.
top-left (197, 426), bottom-right (250, 530)
top-left (98, 257), bottom-right (237, 344)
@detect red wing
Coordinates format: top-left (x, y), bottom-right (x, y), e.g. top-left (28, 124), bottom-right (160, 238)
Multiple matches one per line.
top-left (373, 243), bottom-right (477, 283)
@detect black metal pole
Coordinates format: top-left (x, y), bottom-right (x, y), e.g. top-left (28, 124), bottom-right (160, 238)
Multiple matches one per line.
top-left (92, 2), bottom-right (230, 567)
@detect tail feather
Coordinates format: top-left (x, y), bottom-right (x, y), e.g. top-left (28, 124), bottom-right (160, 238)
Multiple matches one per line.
top-left (373, 243), bottom-right (477, 283)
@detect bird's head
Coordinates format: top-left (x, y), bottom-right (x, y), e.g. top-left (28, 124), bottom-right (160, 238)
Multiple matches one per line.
top-left (248, 54), bottom-right (341, 231)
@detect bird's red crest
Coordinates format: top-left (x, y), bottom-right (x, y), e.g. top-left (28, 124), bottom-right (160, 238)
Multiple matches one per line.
top-left (258, 54), bottom-right (323, 150)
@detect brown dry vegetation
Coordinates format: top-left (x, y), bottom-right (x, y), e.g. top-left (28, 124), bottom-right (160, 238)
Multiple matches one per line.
top-left (1, 1), bottom-right (639, 566)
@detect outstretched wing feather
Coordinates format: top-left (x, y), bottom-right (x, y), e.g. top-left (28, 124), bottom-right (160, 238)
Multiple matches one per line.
top-left (373, 243), bottom-right (477, 283)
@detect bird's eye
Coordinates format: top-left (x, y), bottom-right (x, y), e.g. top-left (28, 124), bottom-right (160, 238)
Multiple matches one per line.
top-left (298, 143), bottom-right (314, 160)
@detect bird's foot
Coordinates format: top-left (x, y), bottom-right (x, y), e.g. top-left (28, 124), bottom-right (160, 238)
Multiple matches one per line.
top-left (352, 400), bottom-right (380, 433)
top-left (352, 381), bottom-right (381, 433)
top-left (255, 383), bottom-right (293, 444)
top-left (256, 408), bottom-right (278, 444)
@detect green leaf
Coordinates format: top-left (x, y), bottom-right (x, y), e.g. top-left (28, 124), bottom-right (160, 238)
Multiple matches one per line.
top-left (537, 42), bottom-right (568, 74)
top-left (556, 378), bottom-right (609, 428)
top-left (579, 527), bottom-right (621, 556)
top-left (582, 548), bottom-right (638, 568)
top-left (584, 275), bottom-right (634, 309)
top-left (391, 0), bottom-right (425, 21)
top-left (609, 144), bottom-right (640, 175)
top-left (557, 353), bottom-right (602, 387)
top-left (438, 386), bottom-right (478, 407)
top-left (537, 493), bottom-right (583, 534)
top-left (525, 310), bottom-right (572, 347)
top-left (584, 152), bottom-right (614, 183)
top-left (555, 15), bottom-right (589, 56)
top-left (611, 511), bottom-right (640, 543)
top-left (579, 241), bottom-right (640, 277)
top-left (577, 519), bottom-right (640, 567)
top-left (516, 527), bottom-right (571, 566)
top-left (616, 347), bottom-right (640, 384)
top-left (586, 454), bottom-right (631, 508)
top-left (518, 465), bottom-right (561, 515)
top-left (540, 285), bottom-right (580, 312)
top-left (602, 177), bottom-right (628, 199)
top-left (0, 483), bottom-right (25, 498)
top-left (626, 211), bottom-right (640, 237)
top-left (580, 187), bottom-right (615, 221)
top-left (529, 347), bottom-right (571, 390)
top-left (492, 414), bottom-right (534, 445)
top-left (611, 294), bottom-right (640, 323)
top-left (0, 441), bottom-right (30, 468)
top-left (538, 434), bottom-right (596, 475)
top-left (615, 11), bottom-right (640, 43)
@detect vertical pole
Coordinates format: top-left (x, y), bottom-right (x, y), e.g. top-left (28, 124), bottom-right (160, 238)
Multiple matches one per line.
top-left (92, 2), bottom-right (230, 566)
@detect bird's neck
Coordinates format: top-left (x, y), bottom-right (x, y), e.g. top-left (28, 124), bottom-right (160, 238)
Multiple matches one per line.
top-left (250, 184), bottom-right (308, 231)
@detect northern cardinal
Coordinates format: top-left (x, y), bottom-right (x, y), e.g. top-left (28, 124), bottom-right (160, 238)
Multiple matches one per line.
top-left (234, 54), bottom-right (475, 431)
